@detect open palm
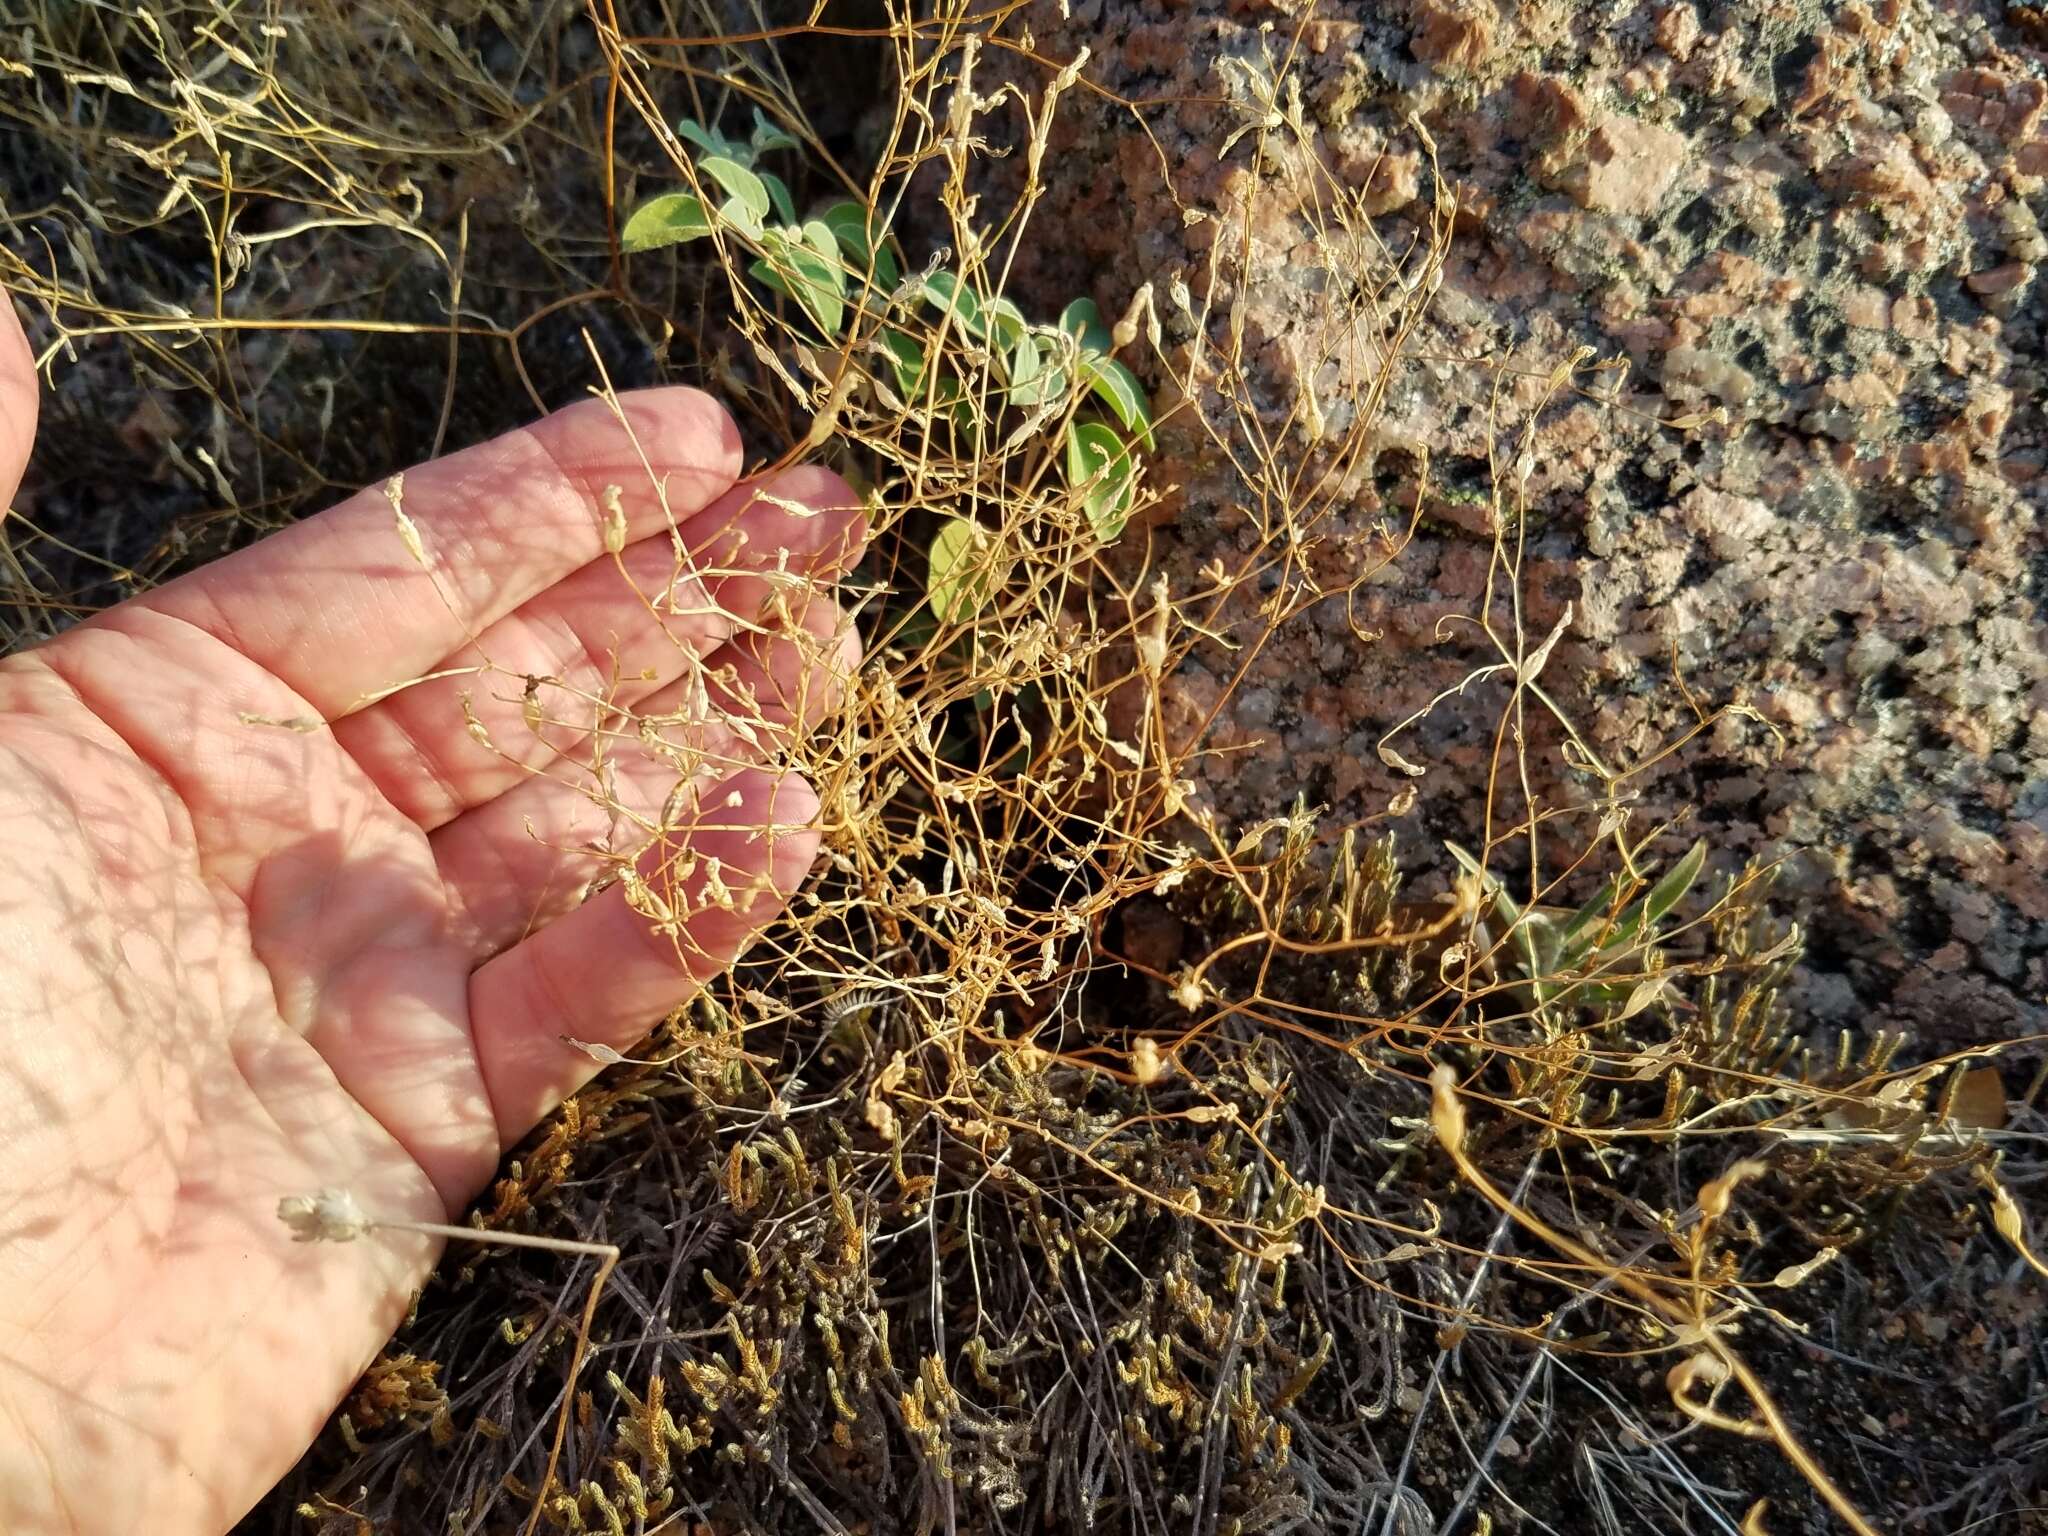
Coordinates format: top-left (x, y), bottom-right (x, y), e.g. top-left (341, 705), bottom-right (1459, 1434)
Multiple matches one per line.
top-left (0, 303), bottom-right (863, 1534)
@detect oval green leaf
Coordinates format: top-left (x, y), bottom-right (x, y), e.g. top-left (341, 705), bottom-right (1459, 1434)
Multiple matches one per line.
top-left (800, 219), bottom-right (845, 286)
top-left (983, 296), bottom-right (1027, 351)
top-left (1059, 296), bottom-right (1112, 353)
top-left (821, 201), bottom-right (902, 290)
top-left (698, 155), bottom-right (770, 235)
top-left (749, 228), bottom-right (844, 338)
top-left (1082, 356), bottom-right (1156, 450)
top-left (621, 193), bottom-right (714, 252)
top-left (1064, 420), bottom-right (1138, 542)
top-left (762, 171), bottom-right (798, 229)
top-left (928, 516), bottom-right (1004, 623)
top-left (749, 108), bottom-right (800, 155)
top-left (923, 271), bottom-right (983, 336)
top-left (1007, 331), bottom-right (1047, 403)
top-left (679, 119), bottom-right (738, 160)
top-left (875, 328), bottom-right (928, 397)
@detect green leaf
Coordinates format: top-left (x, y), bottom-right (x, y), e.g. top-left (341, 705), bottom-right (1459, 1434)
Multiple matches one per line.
top-left (749, 108), bottom-right (801, 155)
top-left (821, 201), bottom-right (901, 291)
top-left (1082, 355), bottom-right (1156, 450)
top-left (923, 271), bottom-right (983, 335)
top-left (1445, 839), bottom-right (1526, 931)
top-left (1009, 325), bottom-right (1070, 407)
top-left (800, 219), bottom-right (843, 278)
top-left (620, 193), bottom-right (714, 252)
top-left (928, 517), bottom-right (1004, 622)
top-left (679, 118), bottom-right (743, 161)
top-left (1641, 839), bottom-right (1708, 930)
top-left (1064, 420), bottom-right (1138, 541)
top-left (875, 329), bottom-right (928, 397)
top-left (1556, 884), bottom-right (1622, 958)
top-left (1444, 842), bottom-right (1552, 984)
top-left (1556, 877), bottom-right (1622, 967)
top-left (1587, 840), bottom-right (1710, 959)
top-left (749, 228), bottom-right (844, 337)
top-left (820, 201), bottom-right (867, 252)
top-left (1524, 911), bottom-right (1563, 979)
top-left (1059, 296), bottom-right (1112, 353)
top-left (1007, 331), bottom-right (1049, 404)
top-left (762, 172), bottom-right (798, 230)
top-left (983, 296), bottom-right (1027, 350)
top-left (698, 156), bottom-right (770, 235)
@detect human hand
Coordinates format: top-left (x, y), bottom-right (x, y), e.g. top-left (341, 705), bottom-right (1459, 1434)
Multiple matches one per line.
top-left (0, 299), bottom-right (864, 1534)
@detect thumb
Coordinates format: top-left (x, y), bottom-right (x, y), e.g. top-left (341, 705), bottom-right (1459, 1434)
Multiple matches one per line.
top-left (0, 296), bottom-right (39, 516)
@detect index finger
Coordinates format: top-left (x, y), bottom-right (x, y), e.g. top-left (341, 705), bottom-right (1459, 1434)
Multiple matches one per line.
top-left (114, 386), bottom-right (745, 718)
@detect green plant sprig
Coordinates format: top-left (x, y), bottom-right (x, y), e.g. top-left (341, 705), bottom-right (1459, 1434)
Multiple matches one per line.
top-left (620, 111), bottom-right (1156, 623)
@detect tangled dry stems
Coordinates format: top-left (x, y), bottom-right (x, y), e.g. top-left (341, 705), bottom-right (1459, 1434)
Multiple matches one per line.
top-left (4, 4), bottom-right (2044, 1534)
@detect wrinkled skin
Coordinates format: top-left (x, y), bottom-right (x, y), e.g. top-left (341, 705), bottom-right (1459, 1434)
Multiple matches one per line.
top-left (0, 298), bottom-right (864, 1534)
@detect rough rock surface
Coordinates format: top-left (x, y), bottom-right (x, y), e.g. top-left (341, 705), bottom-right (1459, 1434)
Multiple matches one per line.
top-left (977, 0), bottom-right (2048, 1057)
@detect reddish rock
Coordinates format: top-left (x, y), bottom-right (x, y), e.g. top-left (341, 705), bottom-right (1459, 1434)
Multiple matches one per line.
top-left (1653, 2), bottom-right (1701, 62)
top-left (1564, 114), bottom-right (1689, 217)
top-left (1409, 0), bottom-right (1497, 73)
top-left (1966, 261), bottom-right (2033, 295)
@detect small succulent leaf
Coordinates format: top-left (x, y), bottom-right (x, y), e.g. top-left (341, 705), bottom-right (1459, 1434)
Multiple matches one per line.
top-left (620, 193), bottom-right (714, 252)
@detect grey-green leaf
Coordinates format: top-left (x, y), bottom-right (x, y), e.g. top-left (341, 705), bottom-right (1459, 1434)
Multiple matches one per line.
top-left (1082, 356), bottom-right (1156, 450)
top-left (875, 329), bottom-right (928, 397)
top-left (1008, 331), bottom-right (1051, 404)
top-left (762, 172), bottom-right (798, 229)
top-left (1065, 420), bottom-right (1138, 542)
top-left (821, 200), bottom-right (901, 290)
top-left (620, 193), bottom-right (714, 252)
top-left (928, 517), bottom-right (1004, 622)
top-left (1642, 839), bottom-right (1708, 929)
top-left (983, 296), bottom-right (1027, 351)
top-left (1557, 877), bottom-right (1622, 967)
top-left (750, 228), bottom-right (844, 337)
top-left (679, 119), bottom-right (741, 161)
top-left (698, 156), bottom-right (771, 234)
top-left (749, 108), bottom-right (801, 155)
top-left (924, 271), bottom-right (983, 335)
top-left (1059, 296), bottom-right (1112, 353)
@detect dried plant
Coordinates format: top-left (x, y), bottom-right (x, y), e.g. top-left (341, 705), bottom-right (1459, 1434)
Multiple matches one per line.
top-left (2, 4), bottom-right (2040, 1535)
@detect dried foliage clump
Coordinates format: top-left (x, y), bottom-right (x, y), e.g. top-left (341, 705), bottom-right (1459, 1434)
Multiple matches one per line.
top-left (4, 4), bottom-right (2044, 1535)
